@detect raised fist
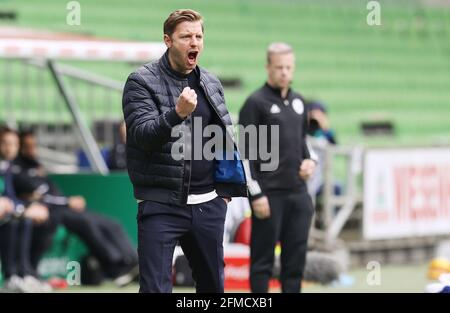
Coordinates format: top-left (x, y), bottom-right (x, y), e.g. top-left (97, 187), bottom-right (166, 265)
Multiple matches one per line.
top-left (175, 87), bottom-right (197, 119)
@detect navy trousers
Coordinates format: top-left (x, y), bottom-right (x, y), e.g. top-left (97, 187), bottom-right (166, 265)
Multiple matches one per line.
top-left (0, 218), bottom-right (34, 278)
top-left (137, 197), bottom-right (227, 293)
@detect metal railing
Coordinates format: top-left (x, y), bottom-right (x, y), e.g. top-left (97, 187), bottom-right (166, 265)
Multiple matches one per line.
top-left (308, 139), bottom-right (364, 248)
top-left (1, 58), bottom-right (127, 173)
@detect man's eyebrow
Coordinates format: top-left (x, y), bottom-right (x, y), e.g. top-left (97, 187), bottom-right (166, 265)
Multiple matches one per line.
top-left (178, 30), bottom-right (203, 36)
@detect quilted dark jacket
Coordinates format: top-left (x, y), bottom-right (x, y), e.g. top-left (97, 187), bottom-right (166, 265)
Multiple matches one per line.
top-left (122, 50), bottom-right (247, 205)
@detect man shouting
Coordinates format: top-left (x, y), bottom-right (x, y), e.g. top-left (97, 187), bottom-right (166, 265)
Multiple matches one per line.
top-left (122, 9), bottom-right (247, 293)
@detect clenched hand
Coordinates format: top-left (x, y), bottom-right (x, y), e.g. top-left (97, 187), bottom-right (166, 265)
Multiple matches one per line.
top-left (175, 87), bottom-right (197, 119)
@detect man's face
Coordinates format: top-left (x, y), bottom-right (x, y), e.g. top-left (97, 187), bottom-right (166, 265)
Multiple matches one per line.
top-left (21, 135), bottom-right (37, 160)
top-left (0, 132), bottom-right (19, 161)
top-left (266, 52), bottom-right (295, 90)
top-left (164, 21), bottom-right (204, 74)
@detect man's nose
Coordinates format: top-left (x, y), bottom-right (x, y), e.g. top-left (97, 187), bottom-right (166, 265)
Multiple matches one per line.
top-left (190, 36), bottom-right (199, 46)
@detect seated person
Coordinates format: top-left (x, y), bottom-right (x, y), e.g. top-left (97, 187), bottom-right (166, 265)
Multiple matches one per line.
top-left (13, 130), bottom-right (138, 287)
top-left (0, 127), bottom-right (51, 293)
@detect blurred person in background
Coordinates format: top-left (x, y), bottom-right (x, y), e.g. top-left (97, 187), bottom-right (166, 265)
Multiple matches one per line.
top-left (108, 121), bottom-right (127, 171)
top-left (0, 127), bottom-right (51, 292)
top-left (305, 100), bottom-right (342, 212)
top-left (307, 100), bottom-right (337, 145)
top-left (239, 42), bottom-right (317, 293)
top-left (12, 130), bottom-right (139, 287)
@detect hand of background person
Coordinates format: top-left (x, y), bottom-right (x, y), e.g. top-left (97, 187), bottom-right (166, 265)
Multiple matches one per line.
top-left (251, 196), bottom-right (271, 219)
top-left (68, 196), bottom-right (86, 213)
top-left (0, 197), bottom-right (14, 219)
top-left (24, 203), bottom-right (49, 224)
top-left (299, 159), bottom-right (316, 180)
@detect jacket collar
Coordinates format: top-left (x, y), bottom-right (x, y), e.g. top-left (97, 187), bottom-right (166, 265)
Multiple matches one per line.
top-left (159, 49), bottom-right (201, 81)
top-left (264, 82), bottom-right (292, 99)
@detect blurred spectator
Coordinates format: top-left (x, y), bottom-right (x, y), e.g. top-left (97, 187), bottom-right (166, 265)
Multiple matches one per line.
top-left (107, 121), bottom-right (127, 171)
top-left (306, 100), bottom-right (342, 213)
top-left (77, 121), bottom-right (127, 171)
top-left (13, 130), bottom-right (139, 287)
top-left (0, 127), bottom-right (52, 292)
top-left (307, 100), bottom-right (337, 145)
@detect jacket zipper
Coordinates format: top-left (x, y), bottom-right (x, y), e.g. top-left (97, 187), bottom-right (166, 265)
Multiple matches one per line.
top-left (182, 81), bottom-right (192, 205)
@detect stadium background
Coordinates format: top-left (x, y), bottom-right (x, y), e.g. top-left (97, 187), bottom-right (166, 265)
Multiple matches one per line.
top-left (0, 0), bottom-right (449, 292)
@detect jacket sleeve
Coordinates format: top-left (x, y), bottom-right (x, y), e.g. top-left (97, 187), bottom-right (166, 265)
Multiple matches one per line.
top-left (238, 97), bottom-right (264, 201)
top-left (42, 194), bottom-right (69, 206)
top-left (122, 72), bottom-right (184, 152)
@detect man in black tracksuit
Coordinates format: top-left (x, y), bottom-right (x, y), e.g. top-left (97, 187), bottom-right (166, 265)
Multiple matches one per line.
top-left (239, 42), bottom-right (317, 293)
top-left (122, 10), bottom-right (247, 293)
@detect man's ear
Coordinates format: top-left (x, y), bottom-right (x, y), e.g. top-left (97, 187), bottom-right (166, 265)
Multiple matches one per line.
top-left (163, 34), bottom-right (172, 48)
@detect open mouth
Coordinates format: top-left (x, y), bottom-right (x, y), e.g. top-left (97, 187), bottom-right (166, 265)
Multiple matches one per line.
top-left (187, 51), bottom-right (198, 64)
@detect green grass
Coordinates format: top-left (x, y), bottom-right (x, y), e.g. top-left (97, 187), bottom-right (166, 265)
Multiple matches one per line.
top-left (0, 0), bottom-right (449, 146)
top-left (304, 262), bottom-right (430, 293)
top-left (55, 262), bottom-right (430, 293)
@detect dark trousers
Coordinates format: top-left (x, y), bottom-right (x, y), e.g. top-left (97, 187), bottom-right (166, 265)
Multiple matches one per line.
top-left (30, 207), bottom-right (138, 278)
top-left (0, 218), bottom-right (34, 278)
top-left (61, 209), bottom-right (138, 275)
top-left (30, 208), bottom-right (62, 271)
top-left (250, 191), bottom-right (314, 293)
top-left (137, 197), bottom-right (227, 293)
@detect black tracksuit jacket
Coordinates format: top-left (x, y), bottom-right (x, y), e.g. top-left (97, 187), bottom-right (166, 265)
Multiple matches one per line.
top-left (239, 83), bottom-right (316, 200)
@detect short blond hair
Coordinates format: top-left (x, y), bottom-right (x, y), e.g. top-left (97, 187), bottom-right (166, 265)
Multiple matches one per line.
top-left (267, 42), bottom-right (293, 64)
top-left (163, 9), bottom-right (204, 37)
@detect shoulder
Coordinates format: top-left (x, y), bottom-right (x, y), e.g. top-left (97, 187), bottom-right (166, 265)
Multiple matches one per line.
top-left (199, 67), bottom-right (223, 93)
top-left (126, 61), bottom-right (160, 86)
top-left (244, 85), bottom-right (268, 107)
top-left (291, 90), bottom-right (305, 101)
top-left (199, 67), bottom-right (225, 103)
top-left (199, 67), bottom-right (220, 85)
top-left (124, 61), bottom-right (165, 98)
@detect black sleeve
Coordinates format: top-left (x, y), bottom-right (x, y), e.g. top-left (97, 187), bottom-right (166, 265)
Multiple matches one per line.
top-left (238, 96), bottom-right (264, 200)
top-left (42, 194), bottom-right (69, 206)
top-left (122, 72), bottom-right (184, 152)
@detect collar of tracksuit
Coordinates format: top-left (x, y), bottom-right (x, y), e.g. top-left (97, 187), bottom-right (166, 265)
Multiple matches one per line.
top-left (264, 82), bottom-right (292, 100)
